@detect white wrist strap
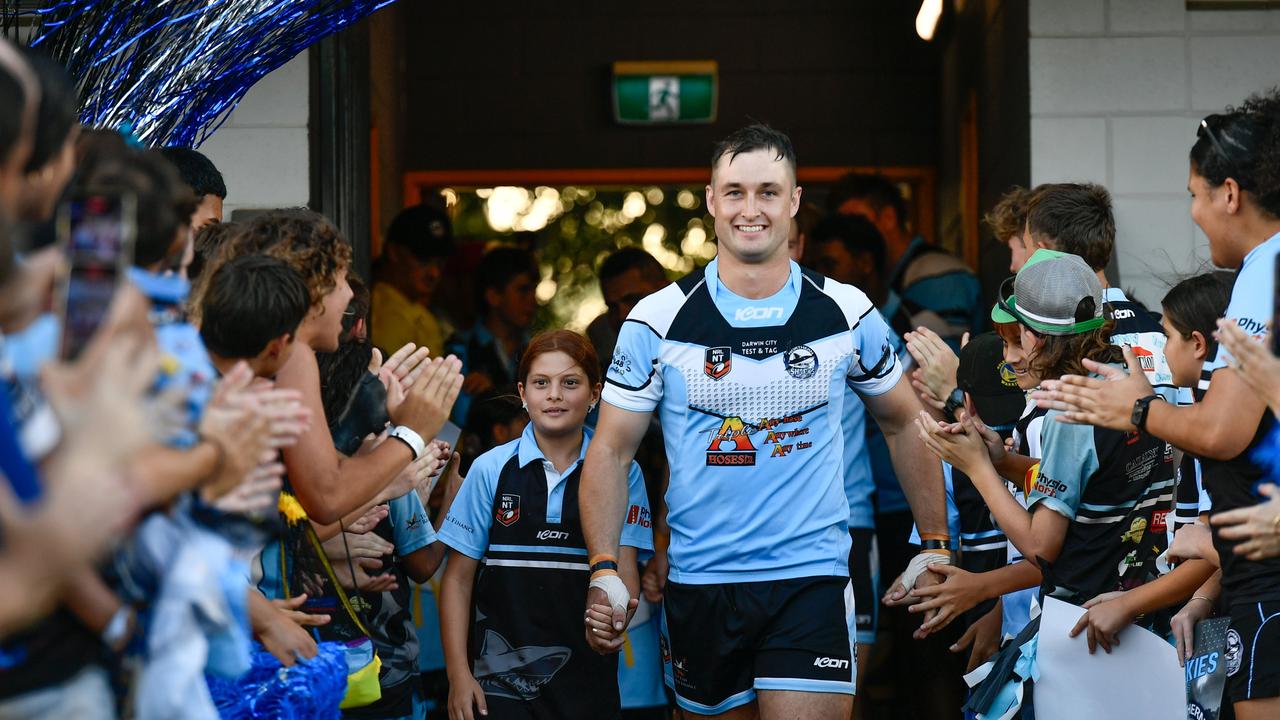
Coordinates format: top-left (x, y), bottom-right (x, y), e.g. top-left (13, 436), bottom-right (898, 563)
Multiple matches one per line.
top-left (902, 551), bottom-right (952, 592)
top-left (589, 573), bottom-right (630, 612)
top-left (388, 425), bottom-right (425, 459)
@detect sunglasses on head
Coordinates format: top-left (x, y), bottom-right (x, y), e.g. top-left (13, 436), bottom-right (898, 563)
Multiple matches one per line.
top-left (1198, 114), bottom-right (1249, 188)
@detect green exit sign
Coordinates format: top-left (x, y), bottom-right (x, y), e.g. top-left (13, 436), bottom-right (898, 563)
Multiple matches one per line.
top-left (613, 61), bottom-right (717, 125)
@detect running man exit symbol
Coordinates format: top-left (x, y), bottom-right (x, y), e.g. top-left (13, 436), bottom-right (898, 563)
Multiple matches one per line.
top-left (612, 61), bottom-right (717, 124)
top-left (649, 76), bottom-right (679, 120)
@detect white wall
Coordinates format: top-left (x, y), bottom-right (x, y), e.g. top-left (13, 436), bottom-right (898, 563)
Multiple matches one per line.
top-left (1029, 0), bottom-right (1280, 306)
top-left (197, 52), bottom-right (310, 219)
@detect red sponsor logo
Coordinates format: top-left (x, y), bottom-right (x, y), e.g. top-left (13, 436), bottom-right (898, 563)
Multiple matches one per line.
top-left (1151, 509), bottom-right (1168, 534)
top-left (626, 504), bottom-right (652, 528)
top-left (1130, 346), bottom-right (1156, 374)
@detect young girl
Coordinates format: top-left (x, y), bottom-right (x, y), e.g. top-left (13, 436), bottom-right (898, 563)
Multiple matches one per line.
top-left (1070, 272), bottom-right (1233, 662)
top-left (919, 249), bottom-right (1175, 715)
top-left (439, 330), bottom-right (653, 720)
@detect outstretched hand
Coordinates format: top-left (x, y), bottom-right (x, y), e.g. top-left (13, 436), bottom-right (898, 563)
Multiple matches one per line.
top-left (905, 327), bottom-right (963, 408)
top-left (1031, 346), bottom-right (1152, 430)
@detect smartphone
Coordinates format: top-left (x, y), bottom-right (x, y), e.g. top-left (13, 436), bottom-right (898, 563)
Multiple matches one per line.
top-left (55, 192), bottom-right (136, 360)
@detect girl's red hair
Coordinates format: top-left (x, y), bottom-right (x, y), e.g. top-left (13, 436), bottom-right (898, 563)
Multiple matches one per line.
top-left (518, 329), bottom-right (601, 387)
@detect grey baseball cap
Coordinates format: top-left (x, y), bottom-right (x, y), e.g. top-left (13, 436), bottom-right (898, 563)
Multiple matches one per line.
top-left (993, 249), bottom-right (1105, 336)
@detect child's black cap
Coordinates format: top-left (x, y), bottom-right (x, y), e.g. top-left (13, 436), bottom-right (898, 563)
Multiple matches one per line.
top-left (957, 332), bottom-right (1026, 427)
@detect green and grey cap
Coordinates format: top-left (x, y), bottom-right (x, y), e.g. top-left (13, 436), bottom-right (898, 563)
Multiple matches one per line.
top-left (991, 249), bottom-right (1105, 335)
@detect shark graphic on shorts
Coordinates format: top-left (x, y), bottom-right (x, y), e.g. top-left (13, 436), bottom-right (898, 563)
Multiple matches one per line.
top-left (472, 629), bottom-right (571, 700)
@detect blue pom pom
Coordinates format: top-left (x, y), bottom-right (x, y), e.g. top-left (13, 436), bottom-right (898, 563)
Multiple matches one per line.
top-left (12, 1), bottom-right (401, 148)
top-left (207, 642), bottom-right (347, 719)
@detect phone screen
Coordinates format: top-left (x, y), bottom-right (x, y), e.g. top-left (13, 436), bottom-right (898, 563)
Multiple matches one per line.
top-left (56, 193), bottom-right (136, 360)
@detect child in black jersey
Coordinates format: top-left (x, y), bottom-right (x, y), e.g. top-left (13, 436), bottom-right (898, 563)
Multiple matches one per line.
top-left (438, 330), bottom-right (653, 720)
top-left (918, 250), bottom-right (1175, 715)
top-left (1074, 272), bottom-right (1232, 664)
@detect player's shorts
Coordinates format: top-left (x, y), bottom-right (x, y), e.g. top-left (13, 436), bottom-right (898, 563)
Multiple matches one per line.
top-left (660, 575), bottom-right (854, 715)
top-left (848, 528), bottom-right (879, 646)
top-left (1225, 599), bottom-right (1280, 703)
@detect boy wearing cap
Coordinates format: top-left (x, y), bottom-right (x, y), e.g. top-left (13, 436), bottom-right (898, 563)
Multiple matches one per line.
top-left (372, 204), bottom-right (456, 357)
top-left (918, 249), bottom-right (1176, 715)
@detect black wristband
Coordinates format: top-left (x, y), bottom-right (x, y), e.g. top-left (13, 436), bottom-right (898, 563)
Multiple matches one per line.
top-left (942, 387), bottom-right (965, 422)
top-left (590, 560), bottom-right (619, 574)
top-left (920, 538), bottom-right (953, 551)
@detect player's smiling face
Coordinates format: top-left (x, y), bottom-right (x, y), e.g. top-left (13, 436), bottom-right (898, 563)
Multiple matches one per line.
top-left (706, 148), bottom-right (801, 265)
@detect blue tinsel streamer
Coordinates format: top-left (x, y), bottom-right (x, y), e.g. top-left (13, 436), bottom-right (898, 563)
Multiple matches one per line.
top-left (206, 641), bottom-right (348, 720)
top-left (2, 0), bottom-right (400, 149)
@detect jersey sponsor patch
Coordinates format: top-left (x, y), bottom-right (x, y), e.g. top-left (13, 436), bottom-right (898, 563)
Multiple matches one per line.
top-left (706, 416), bottom-right (757, 466)
top-left (496, 493), bottom-right (521, 526)
top-left (784, 344), bottom-right (818, 380)
top-left (1150, 509), bottom-right (1168, 534)
top-left (704, 346), bottom-right (731, 380)
top-left (1130, 345), bottom-right (1156, 373)
top-left (627, 504), bottom-right (652, 528)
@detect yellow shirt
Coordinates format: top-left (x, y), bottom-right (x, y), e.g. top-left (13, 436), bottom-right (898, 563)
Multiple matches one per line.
top-left (371, 281), bottom-right (445, 357)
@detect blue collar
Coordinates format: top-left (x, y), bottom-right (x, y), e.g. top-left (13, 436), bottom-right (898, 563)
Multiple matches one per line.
top-left (1242, 230), bottom-right (1280, 271)
top-left (1102, 287), bottom-right (1127, 303)
top-left (516, 422), bottom-right (592, 469)
top-left (703, 258), bottom-right (803, 304)
top-left (128, 267), bottom-right (190, 305)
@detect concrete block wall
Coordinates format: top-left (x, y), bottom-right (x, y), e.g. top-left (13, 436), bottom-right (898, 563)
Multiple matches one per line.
top-left (197, 52), bottom-right (310, 220)
top-left (1029, 0), bottom-right (1280, 307)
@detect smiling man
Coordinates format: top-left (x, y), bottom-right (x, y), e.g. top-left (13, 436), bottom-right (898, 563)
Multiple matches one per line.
top-left (581, 124), bottom-right (950, 719)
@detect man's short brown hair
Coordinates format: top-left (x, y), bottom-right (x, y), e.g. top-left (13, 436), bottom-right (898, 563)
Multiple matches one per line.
top-left (984, 186), bottom-right (1034, 242)
top-left (1025, 182), bottom-right (1115, 272)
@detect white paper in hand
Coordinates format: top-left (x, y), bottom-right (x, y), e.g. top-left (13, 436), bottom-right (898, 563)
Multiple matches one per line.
top-left (1036, 597), bottom-right (1185, 720)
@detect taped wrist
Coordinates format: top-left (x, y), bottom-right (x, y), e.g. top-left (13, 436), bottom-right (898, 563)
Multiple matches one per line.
top-left (901, 549), bottom-right (953, 592)
top-left (588, 571), bottom-right (630, 611)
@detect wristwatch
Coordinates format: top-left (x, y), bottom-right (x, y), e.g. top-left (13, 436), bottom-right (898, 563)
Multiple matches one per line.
top-left (1130, 394), bottom-right (1162, 432)
top-left (942, 387), bottom-right (965, 422)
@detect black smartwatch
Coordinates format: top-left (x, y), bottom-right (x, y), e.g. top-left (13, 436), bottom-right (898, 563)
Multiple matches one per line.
top-left (942, 387), bottom-right (965, 422)
top-left (1130, 394), bottom-right (1162, 432)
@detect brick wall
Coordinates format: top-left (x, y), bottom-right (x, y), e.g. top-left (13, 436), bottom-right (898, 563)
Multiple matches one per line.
top-left (396, 2), bottom-right (941, 172)
top-left (1029, 0), bottom-right (1280, 307)
top-left (197, 52), bottom-right (310, 219)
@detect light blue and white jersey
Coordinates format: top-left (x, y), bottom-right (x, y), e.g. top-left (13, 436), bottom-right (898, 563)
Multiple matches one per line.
top-left (1200, 232), bottom-right (1279, 386)
top-left (603, 259), bottom-right (902, 583)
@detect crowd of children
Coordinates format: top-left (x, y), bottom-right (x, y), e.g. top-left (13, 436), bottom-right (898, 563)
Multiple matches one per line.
top-left (4, 36), bottom-right (1280, 720)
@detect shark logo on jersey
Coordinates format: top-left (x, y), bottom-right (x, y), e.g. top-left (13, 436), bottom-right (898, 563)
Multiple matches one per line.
top-left (705, 346), bottom-right (732, 380)
top-left (496, 493), bottom-right (521, 527)
top-left (473, 629), bottom-right (570, 700)
top-left (783, 344), bottom-right (818, 380)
